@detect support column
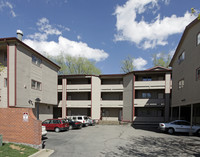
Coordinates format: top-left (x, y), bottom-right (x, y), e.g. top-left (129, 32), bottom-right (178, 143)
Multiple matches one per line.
top-left (164, 73), bottom-right (171, 122)
top-left (178, 106), bottom-right (181, 120)
top-left (189, 104), bottom-right (193, 136)
top-left (91, 76), bottom-right (101, 120)
top-left (62, 79), bottom-right (67, 118)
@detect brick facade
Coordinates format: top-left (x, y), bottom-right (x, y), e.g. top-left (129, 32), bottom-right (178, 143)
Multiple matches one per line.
top-left (0, 108), bottom-right (41, 146)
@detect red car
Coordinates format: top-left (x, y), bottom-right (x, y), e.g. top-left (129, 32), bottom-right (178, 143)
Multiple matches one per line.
top-left (42, 119), bottom-right (69, 133)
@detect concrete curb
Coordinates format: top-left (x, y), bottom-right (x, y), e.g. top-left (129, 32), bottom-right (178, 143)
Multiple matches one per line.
top-left (29, 149), bottom-right (54, 157)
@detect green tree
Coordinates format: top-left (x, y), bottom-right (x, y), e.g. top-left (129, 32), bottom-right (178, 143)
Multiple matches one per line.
top-left (152, 53), bottom-right (171, 68)
top-left (49, 53), bottom-right (101, 75)
top-left (191, 8), bottom-right (200, 20)
top-left (0, 62), bottom-right (4, 72)
top-left (121, 56), bottom-right (134, 73)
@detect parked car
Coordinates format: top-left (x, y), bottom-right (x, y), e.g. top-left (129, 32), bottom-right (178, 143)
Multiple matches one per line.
top-left (42, 126), bottom-right (47, 137)
top-left (67, 116), bottom-right (89, 127)
top-left (88, 117), bottom-right (95, 126)
top-left (66, 118), bottom-right (82, 129)
top-left (42, 119), bottom-right (69, 133)
top-left (159, 120), bottom-right (200, 135)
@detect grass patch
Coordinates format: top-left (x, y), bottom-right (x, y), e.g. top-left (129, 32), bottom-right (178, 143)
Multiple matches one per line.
top-left (0, 143), bottom-right (38, 157)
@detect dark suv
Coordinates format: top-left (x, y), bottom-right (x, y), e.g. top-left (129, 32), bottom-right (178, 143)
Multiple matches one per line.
top-left (42, 119), bottom-right (69, 133)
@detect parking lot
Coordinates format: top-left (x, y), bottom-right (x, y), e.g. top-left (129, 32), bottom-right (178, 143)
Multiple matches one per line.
top-left (43, 125), bottom-right (200, 157)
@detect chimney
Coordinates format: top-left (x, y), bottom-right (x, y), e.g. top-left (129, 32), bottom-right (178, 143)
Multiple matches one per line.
top-left (16, 30), bottom-right (23, 41)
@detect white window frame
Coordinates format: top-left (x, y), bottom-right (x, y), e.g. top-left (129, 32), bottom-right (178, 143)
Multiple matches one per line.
top-left (178, 51), bottom-right (185, 64)
top-left (31, 80), bottom-right (42, 90)
top-left (178, 79), bottom-right (184, 89)
top-left (197, 32), bottom-right (200, 45)
top-left (32, 55), bottom-right (42, 67)
top-left (196, 67), bottom-right (200, 81)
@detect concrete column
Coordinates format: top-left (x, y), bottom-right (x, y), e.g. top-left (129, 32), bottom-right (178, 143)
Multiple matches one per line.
top-left (123, 73), bottom-right (134, 122)
top-left (189, 104), bottom-right (193, 136)
top-left (91, 76), bottom-right (101, 120)
top-left (62, 79), bottom-right (67, 118)
top-left (164, 73), bottom-right (171, 122)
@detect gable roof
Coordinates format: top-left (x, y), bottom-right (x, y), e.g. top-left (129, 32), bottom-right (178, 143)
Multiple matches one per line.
top-left (0, 37), bottom-right (60, 70)
top-left (144, 66), bottom-right (171, 71)
top-left (169, 18), bottom-right (199, 67)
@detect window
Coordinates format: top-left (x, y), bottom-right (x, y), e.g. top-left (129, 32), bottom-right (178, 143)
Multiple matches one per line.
top-left (142, 77), bottom-right (152, 81)
top-left (31, 80), bottom-right (42, 90)
top-left (32, 55), bottom-right (41, 67)
top-left (78, 117), bottom-right (82, 120)
top-left (197, 33), bottom-right (200, 45)
top-left (178, 79), bottom-right (184, 89)
top-left (142, 93), bottom-right (151, 98)
top-left (4, 78), bottom-right (7, 87)
top-left (196, 67), bottom-right (200, 80)
top-left (178, 51), bottom-right (185, 64)
top-left (42, 119), bottom-right (50, 124)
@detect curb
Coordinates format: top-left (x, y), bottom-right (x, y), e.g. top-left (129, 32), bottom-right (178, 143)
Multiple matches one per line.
top-left (29, 149), bottom-right (54, 157)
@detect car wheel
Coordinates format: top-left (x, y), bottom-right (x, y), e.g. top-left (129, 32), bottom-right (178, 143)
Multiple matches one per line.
top-left (55, 127), bottom-right (60, 133)
top-left (168, 128), bottom-right (174, 134)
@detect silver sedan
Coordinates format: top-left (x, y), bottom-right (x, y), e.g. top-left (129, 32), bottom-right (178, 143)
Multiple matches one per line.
top-left (159, 120), bottom-right (200, 135)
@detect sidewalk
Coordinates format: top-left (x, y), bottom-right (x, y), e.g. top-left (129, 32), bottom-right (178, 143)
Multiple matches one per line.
top-left (29, 149), bottom-right (54, 157)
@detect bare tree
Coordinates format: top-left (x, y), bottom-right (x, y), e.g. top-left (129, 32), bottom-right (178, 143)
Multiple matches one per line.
top-left (121, 56), bottom-right (134, 73)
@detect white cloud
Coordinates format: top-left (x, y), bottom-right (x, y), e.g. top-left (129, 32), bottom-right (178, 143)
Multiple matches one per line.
top-left (0, 1), bottom-right (16, 17)
top-left (24, 36), bottom-right (108, 62)
top-left (114, 0), bottom-right (195, 49)
top-left (77, 35), bottom-right (81, 40)
top-left (133, 57), bottom-right (148, 70)
top-left (27, 17), bottom-right (62, 41)
top-left (25, 18), bottom-right (109, 62)
top-left (169, 48), bottom-right (176, 58)
top-left (57, 24), bottom-right (70, 32)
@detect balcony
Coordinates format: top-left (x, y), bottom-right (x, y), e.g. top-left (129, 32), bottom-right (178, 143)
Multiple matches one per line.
top-left (57, 84), bottom-right (91, 92)
top-left (101, 84), bottom-right (123, 92)
top-left (134, 81), bottom-right (165, 90)
top-left (67, 84), bottom-right (91, 92)
top-left (57, 85), bottom-right (62, 91)
top-left (101, 100), bottom-right (123, 108)
top-left (58, 100), bottom-right (91, 108)
top-left (134, 99), bottom-right (165, 107)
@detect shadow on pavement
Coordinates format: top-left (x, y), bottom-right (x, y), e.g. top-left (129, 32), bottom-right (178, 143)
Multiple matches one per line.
top-left (101, 127), bottom-right (200, 157)
top-left (131, 123), bottom-right (161, 133)
top-left (131, 123), bottom-right (200, 137)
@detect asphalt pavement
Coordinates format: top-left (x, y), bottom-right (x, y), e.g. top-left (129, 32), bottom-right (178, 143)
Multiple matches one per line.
top-left (43, 125), bottom-right (200, 157)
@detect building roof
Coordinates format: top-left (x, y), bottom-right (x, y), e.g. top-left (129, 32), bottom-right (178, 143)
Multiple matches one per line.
top-left (58, 66), bottom-right (171, 78)
top-left (169, 18), bottom-right (199, 67)
top-left (0, 37), bottom-right (60, 70)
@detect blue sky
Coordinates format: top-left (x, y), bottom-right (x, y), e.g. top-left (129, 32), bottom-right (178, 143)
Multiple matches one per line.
top-left (0, 0), bottom-right (199, 74)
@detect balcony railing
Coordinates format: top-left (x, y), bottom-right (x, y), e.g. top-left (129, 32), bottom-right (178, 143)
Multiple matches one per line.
top-left (100, 100), bottom-right (123, 108)
top-left (58, 100), bottom-right (91, 108)
top-left (101, 84), bottom-right (123, 92)
top-left (134, 81), bottom-right (165, 89)
top-left (57, 84), bottom-right (91, 92)
top-left (134, 99), bottom-right (165, 107)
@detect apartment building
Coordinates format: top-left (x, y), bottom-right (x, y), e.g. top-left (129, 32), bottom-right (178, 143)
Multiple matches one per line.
top-left (0, 31), bottom-right (60, 146)
top-left (56, 66), bottom-right (171, 124)
top-left (169, 18), bottom-right (200, 124)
